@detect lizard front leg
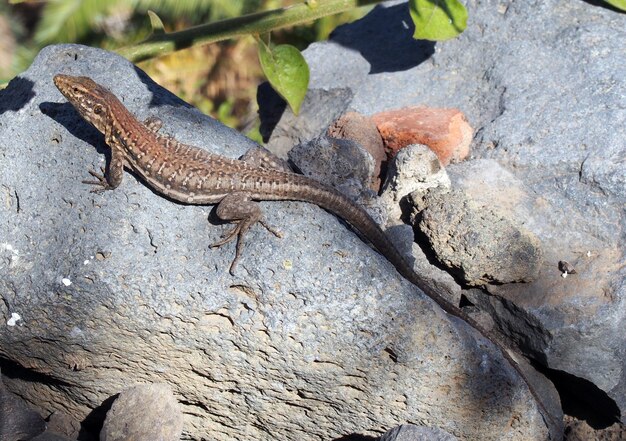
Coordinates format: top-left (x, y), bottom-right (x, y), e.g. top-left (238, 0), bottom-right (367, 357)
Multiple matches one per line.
top-left (210, 192), bottom-right (281, 274)
top-left (82, 140), bottom-right (126, 193)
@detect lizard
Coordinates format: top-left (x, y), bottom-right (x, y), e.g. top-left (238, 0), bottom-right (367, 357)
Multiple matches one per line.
top-left (53, 74), bottom-right (555, 431)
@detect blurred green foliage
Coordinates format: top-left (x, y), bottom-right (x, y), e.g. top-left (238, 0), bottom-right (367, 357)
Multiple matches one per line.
top-left (3, 0), bottom-right (268, 78)
top-left (2, 0), bottom-right (369, 140)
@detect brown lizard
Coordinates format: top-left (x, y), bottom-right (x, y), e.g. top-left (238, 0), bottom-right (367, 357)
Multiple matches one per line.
top-left (53, 74), bottom-right (554, 431)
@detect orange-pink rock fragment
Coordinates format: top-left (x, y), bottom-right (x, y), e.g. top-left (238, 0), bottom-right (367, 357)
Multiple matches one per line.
top-left (371, 107), bottom-right (473, 165)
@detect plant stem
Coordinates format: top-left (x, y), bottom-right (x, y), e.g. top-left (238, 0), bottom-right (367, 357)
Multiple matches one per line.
top-left (116, 0), bottom-right (382, 62)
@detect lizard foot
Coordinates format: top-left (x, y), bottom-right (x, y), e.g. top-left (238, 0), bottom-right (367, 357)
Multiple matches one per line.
top-left (259, 220), bottom-right (282, 238)
top-left (209, 222), bottom-right (246, 275)
top-left (82, 167), bottom-right (112, 193)
top-left (143, 116), bottom-right (163, 133)
top-left (210, 219), bottom-right (282, 275)
top-left (211, 192), bottom-right (282, 274)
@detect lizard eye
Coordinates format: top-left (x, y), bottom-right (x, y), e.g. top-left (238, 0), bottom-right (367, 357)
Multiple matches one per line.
top-left (93, 105), bottom-right (103, 115)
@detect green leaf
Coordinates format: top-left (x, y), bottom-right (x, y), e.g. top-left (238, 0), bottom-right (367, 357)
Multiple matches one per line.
top-left (409, 0), bottom-right (468, 41)
top-left (603, 0), bottom-right (626, 11)
top-left (258, 40), bottom-right (309, 116)
top-left (147, 10), bottom-right (166, 34)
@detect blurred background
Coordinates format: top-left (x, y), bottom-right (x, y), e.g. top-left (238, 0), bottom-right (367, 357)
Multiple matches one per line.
top-left (0, 0), bottom-right (370, 141)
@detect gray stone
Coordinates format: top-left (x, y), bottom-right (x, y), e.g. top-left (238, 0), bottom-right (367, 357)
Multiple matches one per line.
top-left (380, 144), bottom-right (450, 222)
top-left (327, 111), bottom-right (387, 189)
top-left (269, 0), bottom-right (626, 423)
top-left (380, 424), bottom-right (458, 441)
top-left (45, 410), bottom-right (80, 439)
top-left (415, 188), bottom-right (543, 286)
top-left (0, 44), bottom-right (551, 440)
top-left (100, 383), bottom-right (183, 441)
top-left (289, 135), bottom-right (377, 204)
top-left (30, 432), bottom-right (75, 441)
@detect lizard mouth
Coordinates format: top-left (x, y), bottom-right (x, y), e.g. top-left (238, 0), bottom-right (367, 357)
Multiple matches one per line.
top-left (52, 74), bottom-right (79, 104)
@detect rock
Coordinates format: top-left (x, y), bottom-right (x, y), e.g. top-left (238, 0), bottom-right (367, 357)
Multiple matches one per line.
top-left (563, 415), bottom-right (626, 441)
top-left (0, 44), bottom-right (551, 441)
top-left (289, 135), bottom-right (378, 203)
top-left (327, 111), bottom-right (386, 189)
top-left (0, 372), bottom-right (46, 441)
top-left (414, 188), bottom-right (543, 286)
top-left (380, 144), bottom-right (450, 222)
top-left (30, 432), bottom-right (75, 441)
top-left (380, 424), bottom-right (458, 441)
top-left (259, 0), bottom-right (625, 427)
top-left (371, 107), bottom-right (472, 165)
top-left (46, 410), bottom-right (80, 439)
top-left (448, 159), bottom-right (626, 413)
top-left (100, 384), bottom-right (183, 441)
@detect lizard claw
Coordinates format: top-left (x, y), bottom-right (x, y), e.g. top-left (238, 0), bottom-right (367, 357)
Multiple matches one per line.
top-left (209, 218), bottom-right (281, 274)
top-left (209, 223), bottom-right (241, 249)
top-left (209, 223), bottom-right (244, 275)
top-left (82, 166), bottom-right (111, 193)
top-left (259, 220), bottom-right (282, 238)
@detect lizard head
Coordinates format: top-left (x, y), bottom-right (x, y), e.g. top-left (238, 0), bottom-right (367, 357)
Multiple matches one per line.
top-left (53, 74), bottom-right (112, 133)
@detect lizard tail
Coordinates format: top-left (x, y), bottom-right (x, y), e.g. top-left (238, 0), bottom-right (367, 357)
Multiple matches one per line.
top-left (274, 173), bottom-right (423, 284)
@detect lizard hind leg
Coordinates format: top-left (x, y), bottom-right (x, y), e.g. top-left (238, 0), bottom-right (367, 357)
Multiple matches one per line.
top-left (209, 192), bottom-right (281, 274)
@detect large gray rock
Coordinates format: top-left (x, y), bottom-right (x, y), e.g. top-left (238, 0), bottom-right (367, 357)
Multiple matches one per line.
top-left (263, 0), bottom-right (625, 425)
top-left (0, 45), bottom-right (551, 441)
top-left (30, 433), bottom-right (75, 441)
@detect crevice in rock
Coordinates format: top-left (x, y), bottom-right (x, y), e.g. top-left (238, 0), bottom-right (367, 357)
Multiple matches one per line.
top-left (0, 357), bottom-right (73, 387)
top-left (179, 399), bottom-right (210, 412)
top-left (333, 434), bottom-right (378, 441)
top-left (146, 227), bottom-right (158, 253)
top-left (410, 222), bottom-right (457, 277)
top-left (78, 393), bottom-right (117, 441)
top-left (383, 347), bottom-right (398, 363)
top-left (459, 294), bottom-right (473, 308)
top-left (14, 189), bottom-right (20, 213)
top-left (534, 363), bottom-right (620, 429)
